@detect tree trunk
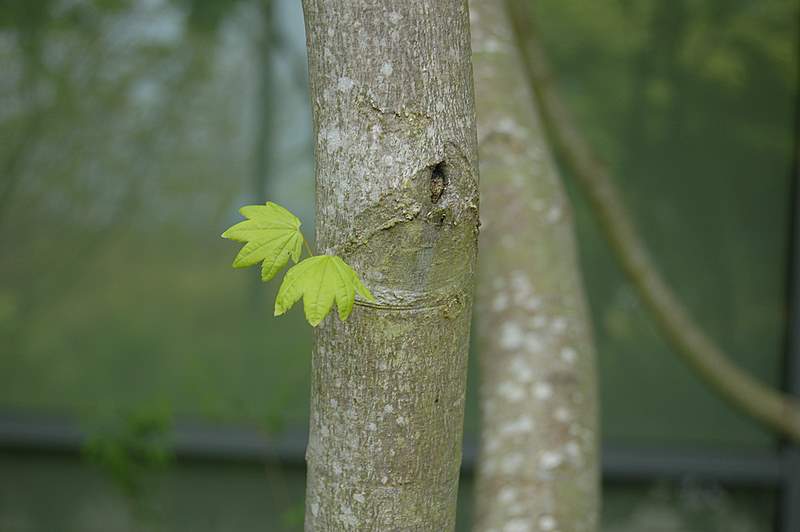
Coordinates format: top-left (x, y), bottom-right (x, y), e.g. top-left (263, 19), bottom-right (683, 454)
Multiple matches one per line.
top-left (301, 1), bottom-right (480, 529)
top-left (470, 2), bottom-right (600, 531)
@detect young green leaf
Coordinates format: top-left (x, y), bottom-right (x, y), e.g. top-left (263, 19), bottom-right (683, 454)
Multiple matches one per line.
top-left (274, 255), bottom-right (376, 326)
top-left (221, 202), bottom-right (304, 281)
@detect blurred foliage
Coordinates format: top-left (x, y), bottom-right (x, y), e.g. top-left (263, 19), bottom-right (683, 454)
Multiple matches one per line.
top-left (181, 0), bottom-right (247, 34)
top-left (531, 0), bottom-right (797, 448)
top-left (280, 501), bottom-right (306, 530)
top-left (0, 0), bottom-right (312, 431)
top-left (84, 403), bottom-right (174, 497)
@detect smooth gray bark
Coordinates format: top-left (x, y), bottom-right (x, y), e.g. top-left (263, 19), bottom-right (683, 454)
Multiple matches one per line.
top-left (301, 1), bottom-right (480, 529)
top-left (471, 2), bottom-right (600, 531)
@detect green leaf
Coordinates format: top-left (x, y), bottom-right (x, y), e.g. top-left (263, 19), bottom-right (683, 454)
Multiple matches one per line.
top-left (221, 202), bottom-right (304, 281)
top-left (274, 255), bottom-right (376, 326)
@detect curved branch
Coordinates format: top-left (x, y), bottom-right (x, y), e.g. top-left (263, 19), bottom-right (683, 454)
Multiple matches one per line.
top-left (506, 0), bottom-right (800, 442)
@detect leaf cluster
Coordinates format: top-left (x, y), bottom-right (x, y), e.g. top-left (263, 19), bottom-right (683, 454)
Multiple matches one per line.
top-left (222, 202), bottom-right (374, 326)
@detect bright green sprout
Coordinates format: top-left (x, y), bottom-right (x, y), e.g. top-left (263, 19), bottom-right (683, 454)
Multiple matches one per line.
top-left (221, 201), bottom-right (375, 326)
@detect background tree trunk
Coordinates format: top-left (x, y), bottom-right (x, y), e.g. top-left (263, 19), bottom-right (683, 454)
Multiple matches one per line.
top-left (301, 1), bottom-right (480, 529)
top-left (470, 2), bottom-right (600, 531)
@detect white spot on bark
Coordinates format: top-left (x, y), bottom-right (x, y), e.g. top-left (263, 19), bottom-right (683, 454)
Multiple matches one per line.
top-left (497, 381), bottom-right (525, 402)
top-left (493, 292), bottom-right (509, 311)
top-left (499, 415), bottom-right (534, 436)
top-left (510, 271), bottom-right (532, 295)
top-left (330, 399), bottom-right (338, 407)
top-left (551, 317), bottom-right (567, 333)
top-left (534, 381), bottom-right (553, 400)
top-left (539, 451), bottom-right (562, 470)
top-left (496, 117), bottom-right (518, 132)
top-left (367, 422), bottom-right (377, 432)
top-left (324, 127), bottom-right (343, 151)
top-left (561, 346), bottom-right (577, 364)
top-left (396, 415), bottom-right (407, 426)
top-left (546, 205), bottom-right (562, 223)
top-left (332, 462), bottom-right (342, 475)
top-left (484, 38), bottom-right (501, 52)
top-left (554, 407), bottom-right (572, 423)
top-left (381, 62), bottom-right (393, 76)
top-left (388, 11), bottom-right (402, 24)
top-left (510, 357), bottom-right (534, 382)
top-left (353, 493), bottom-right (365, 503)
top-left (505, 519), bottom-right (534, 532)
top-left (565, 440), bottom-right (581, 458)
top-left (311, 501), bottom-right (319, 517)
top-left (336, 76), bottom-right (354, 92)
top-left (500, 322), bottom-right (524, 350)
top-left (497, 486), bottom-right (516, 504)
top-left (435, 101), bottom-right (446, 113)
top-left (339, 505), bottom-right (358, 527)
top-left (523, 296), bottom-right (542, 311)
top-left (381, 475), bottom-right (388, 484)
top-left (501, 453), bottom-right (524, 473)
top-left (539, 515), bottom-right (557, 531)
top-left (383, 404), bottom-right (394, 413)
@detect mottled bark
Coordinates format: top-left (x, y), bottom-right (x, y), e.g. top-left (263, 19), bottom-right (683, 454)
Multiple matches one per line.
top-left (470, 2), bottom-right (600, 531)
top-left (301, 1), bottom-right (480, 530)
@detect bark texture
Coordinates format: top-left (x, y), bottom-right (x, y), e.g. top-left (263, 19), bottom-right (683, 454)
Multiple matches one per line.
top-left (471, 2), bottom-right (600, 531)
top-left (301, 1), bottom-right (480, 529)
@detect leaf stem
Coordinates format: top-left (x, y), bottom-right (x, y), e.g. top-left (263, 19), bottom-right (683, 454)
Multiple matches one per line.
top-left (303, 234), bottom-right (315, 257)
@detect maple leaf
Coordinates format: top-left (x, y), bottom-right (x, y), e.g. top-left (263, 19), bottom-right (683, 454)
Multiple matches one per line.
top-left (221, 202), bottom-right (304, 281)
top-left (274, 255), bottom-right (375, 326)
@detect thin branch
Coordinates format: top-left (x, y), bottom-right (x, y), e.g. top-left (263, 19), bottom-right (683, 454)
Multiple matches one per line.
top-left (506, 0), bottom-right (800, 442)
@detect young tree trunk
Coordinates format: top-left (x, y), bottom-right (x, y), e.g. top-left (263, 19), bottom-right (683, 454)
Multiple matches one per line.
top-left (301, 1), bottom-right (480, 529)
top-left (471, 2), bottom-right (600, 531)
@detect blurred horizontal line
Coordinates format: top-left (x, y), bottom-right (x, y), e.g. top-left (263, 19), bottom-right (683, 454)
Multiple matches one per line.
top-left (602, 445), bottom-right (783, 486)
top-left (0, 412), bottom-right (786, 485)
